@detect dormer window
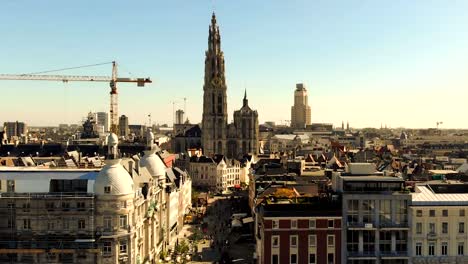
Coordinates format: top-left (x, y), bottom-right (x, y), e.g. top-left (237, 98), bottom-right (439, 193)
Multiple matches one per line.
top-left (104, 186), bottom-right (111, 194)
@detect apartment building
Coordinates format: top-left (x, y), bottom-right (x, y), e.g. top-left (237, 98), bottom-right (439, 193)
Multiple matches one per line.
top-left (0, 132), bottom-right (191, 264)
top-left (333, 163), bottom-right (411, 264)
top-left (189, 155), bottom-right (240, 192)
top-left (254, 186), bottom-right (342, 264)
top-left (411, 182), bottom-right (468, 264)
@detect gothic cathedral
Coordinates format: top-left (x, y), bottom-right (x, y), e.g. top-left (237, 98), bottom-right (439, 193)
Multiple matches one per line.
top-left (201, 13), bottom-right (259, 158)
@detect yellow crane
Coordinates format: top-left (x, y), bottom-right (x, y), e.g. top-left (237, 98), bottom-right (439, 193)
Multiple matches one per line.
top-left (0, 61), bottom-right (152, 135)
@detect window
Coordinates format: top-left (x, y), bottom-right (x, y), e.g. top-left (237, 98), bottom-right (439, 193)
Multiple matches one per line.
top-left (327, 235), bottom-right (334, 247)
top-left (272, 220), bottom-right (279, 229)
top-left (22, 202), bottom-right (30, 212)
top-left (290, 253), bottom-right (297, 264)
top-left (309, 219), bottom-right (316, 229)
top-left (290, 235), bottom-right (297, 247)
top-left (62, 202), bottom-right (70, 210)
top-left (103, 242), bottom-right (112, 254)
top-left (104, 186), bottom-right (111, 194)
top-left (78, 219), bottom-right (86, 229)
top-left (120, 201), bottom-right (127, 208)
top-left (442, 210), bottom-right (448, 217)
top-left (23, 219), bottom-right (31, 230)
top-left (416, 223), bottom-right (422, 234)
top-left (328, 220), bottom-right (334, 228)
top-left (272, 255), bottom-right (279, 264)
top-left (416, 243), bottom-right (422, 256)
top-left (459, 222), bottom-right (465, 234)
top-left (48, 221), bottom-right (55, 230)
top-left (429, 243), bottom-right (435, 256)
top-left (458, 242), bottom-right (464, 256)
top-left (442, 242), bottom-right (448, 255)
top-left (291, 220), bottom-right (297, 229)
top-left (272, 236), bottom-right (279, 247)
top-left (309, 235), bottom-right (316, 247)
top-left (442, 222), bottom-right (448, 234)
top-left (7, 180), bottom-right (15, 192)
top-left (119, 240), bottom-right (127, 254)
top-left (429, 210), bottom-right (435, 217)
top-left (348, 200), bottom-right (359, 224)
top-left (309, 254), bottom-right (316, 264)
top-left (7, 217), bottom-right (14, 228)
top-left (77, 201), bottom-right (85, 209)
top-left (460, 209), bottom-right (466, 217)
top-left (327, 253), bottom-right (334, 264)
top-left (416, 210), bottom-right (423, 217)
top-left (63, 219), bottom-right (69, 230)
top-left (379, 231), bottom-right (392, 253)
top-left (119, 215), bottom-right (127, 228)
top-left (104, 217), bottom-right (112, 229)
top-left (46, 202), bottom-right (55, 210)
top-left (429, 223), bottom-right (436, 233)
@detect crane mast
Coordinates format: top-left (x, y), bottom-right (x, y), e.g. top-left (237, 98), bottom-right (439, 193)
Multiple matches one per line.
top-left (0, 61), bottom-right (152, 135)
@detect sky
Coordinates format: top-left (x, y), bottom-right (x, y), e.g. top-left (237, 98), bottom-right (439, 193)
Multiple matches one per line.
top-left (1, 0), bottom-right (468, 129)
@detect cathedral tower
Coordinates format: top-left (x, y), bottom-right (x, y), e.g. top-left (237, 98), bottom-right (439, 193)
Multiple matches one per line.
top-left (201, 13), bottom-right (228, 155)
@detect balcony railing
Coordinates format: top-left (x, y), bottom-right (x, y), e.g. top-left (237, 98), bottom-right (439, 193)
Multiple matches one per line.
top-left (427, 232), bottom-right (437, 240)
top-left (380, 251), bottom-right (408, 257)
top-left (379, 222), bottom-right (409, 228)
top-left (347, 251), bottom-right (377, 258)
top-left (347, 222), bottom-right (376, 229)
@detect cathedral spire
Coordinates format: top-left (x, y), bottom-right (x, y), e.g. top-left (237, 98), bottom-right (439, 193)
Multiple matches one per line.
top-left (208, 12), bottom-right (220, 54)
top-left (243, 89), bottom-right (248, 107)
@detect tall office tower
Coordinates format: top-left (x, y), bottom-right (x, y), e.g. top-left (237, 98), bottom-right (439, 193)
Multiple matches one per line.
top-left (290, 83), bottom-right (312, 129)
top-left (119, 115), bottom-right (129, 138)
top-left (96, 112), bottom-right (109, 132)
top-left (3, 121), bottom-right (27, 140)
top-left (175, 109), bottom-right (185, 125)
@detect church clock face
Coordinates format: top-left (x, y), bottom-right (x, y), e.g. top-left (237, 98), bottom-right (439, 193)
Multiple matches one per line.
top-left (211, 77), bottom-right (222, 86)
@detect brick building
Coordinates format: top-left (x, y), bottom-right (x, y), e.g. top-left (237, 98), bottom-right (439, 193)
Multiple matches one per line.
top-left (254, 187), bottom-right (342, 264)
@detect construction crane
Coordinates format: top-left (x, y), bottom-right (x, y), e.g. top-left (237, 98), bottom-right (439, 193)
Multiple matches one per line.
top-left (0, 61), bottom-right (152, 135)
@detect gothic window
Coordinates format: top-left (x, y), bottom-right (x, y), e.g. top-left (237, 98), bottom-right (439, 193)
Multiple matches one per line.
top-left (218, 141), bottom-right (222, 153)
top-left (211, 93), bottom-right (215, 114)
top-left (217, 94), bottom-right (223, 114)
top-left (242, 119), bottom-right (247, 138)
top-left (217, 119), bottom-right (222, 138)
top-left (242, 141), bottom-right (247, 154)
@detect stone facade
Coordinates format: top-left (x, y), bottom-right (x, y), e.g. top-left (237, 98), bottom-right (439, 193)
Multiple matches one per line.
top-left (201, 13), bottom-right (259, 158)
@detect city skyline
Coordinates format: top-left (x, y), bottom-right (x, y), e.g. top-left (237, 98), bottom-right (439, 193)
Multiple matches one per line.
top-left (1, 1), bottom-right (468, 129)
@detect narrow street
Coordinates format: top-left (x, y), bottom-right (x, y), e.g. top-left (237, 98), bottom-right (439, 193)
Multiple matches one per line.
top-left (188, 194), bottom-right (254, 264)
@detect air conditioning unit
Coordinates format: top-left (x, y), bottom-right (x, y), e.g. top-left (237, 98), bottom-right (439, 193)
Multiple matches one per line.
top-left (364, 223), bottom-right (373, 228)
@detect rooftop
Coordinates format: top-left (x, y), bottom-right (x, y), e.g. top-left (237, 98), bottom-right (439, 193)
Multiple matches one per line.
top-left (412, 183), bottom-right (468, 205)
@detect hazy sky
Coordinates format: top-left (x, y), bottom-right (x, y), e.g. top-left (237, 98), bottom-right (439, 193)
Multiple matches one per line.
top-left (1, 0), bottom-right (468, 128)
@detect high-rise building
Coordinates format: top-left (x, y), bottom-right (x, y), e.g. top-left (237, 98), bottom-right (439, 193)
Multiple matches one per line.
top-left (3, 121), bottom-right (27, 141)
top-left (201, 13), bottom-right (259, 158)
top-left (95, 112), bottom-right (109, 133)
top-left (175, 109), bottom-right (185, 125)
top-left (119, 115), bottom-right (129, 138)
top-left (291, 83), bottom-right (311, 129)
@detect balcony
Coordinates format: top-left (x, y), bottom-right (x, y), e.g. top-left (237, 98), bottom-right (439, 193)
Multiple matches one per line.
top-left (347, 251), bottom-right (377, 259)
top-left (379, 222), bottom-right (409, 229)
top-left (427, 232), bottom-right (437, 240)
top-left (347, 222), bottom-right (376, 230)
top-left (380, 251), bottom-right (409, 259)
